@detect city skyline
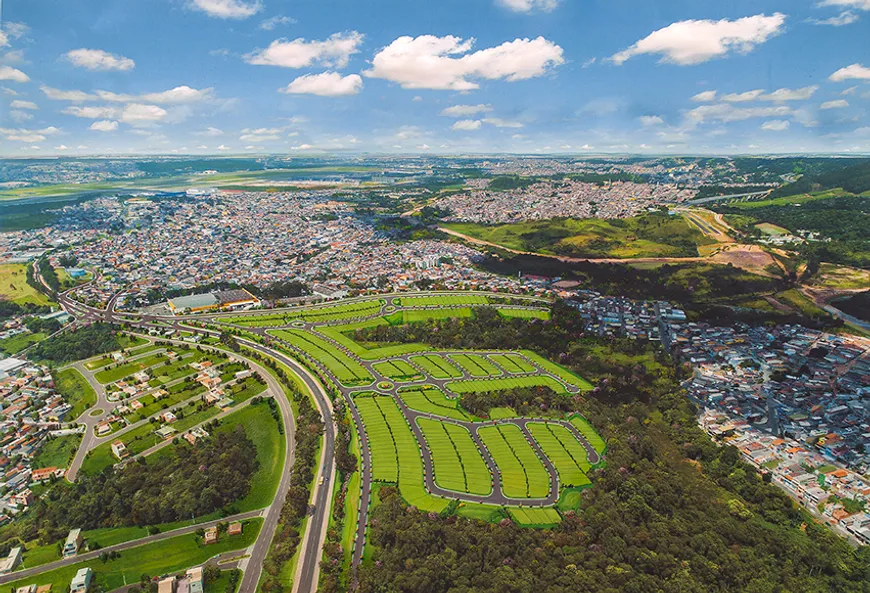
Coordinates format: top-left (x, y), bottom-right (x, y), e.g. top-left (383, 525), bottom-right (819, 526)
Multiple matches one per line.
top-left (1, 0), bottom-right (870, 156)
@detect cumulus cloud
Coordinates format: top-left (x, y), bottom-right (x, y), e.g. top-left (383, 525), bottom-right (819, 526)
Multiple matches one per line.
top-left (90, 120), bottom-right (119, 132)
top-left (10, 100), bottom-right (37, 110)
top-left (830, 63), bottom-right (870, 81)
top-left (806, 11), bottom-right (860, 26)
top-left (119, 103), bottom-right (168, 124)
top-left (62, 105), bottom-right (121, 119)
top-left (610, 13), bottom-right (786, 65)
top-left (64, 48), bottom-right (135, 71)
top-left (0, 65), bottom-right (29, 83)
top-left (239, 127), bottom-right (283, 142)
top-left (482, 117), bottom-right (524, 128)
top-left (763, 86), bottom-right (819, 101)
top-left (452, 119), bottom-right (482, 131)
top-left (440, 104), bottom-right (493, 117)
top-left (40, 86), bottom-right (92, 101)
top-left (9, 110), bottom-right (32, 122)
top-left (691, 90), bottom-right (717, 102)
top-left (96, 86), bottom-right (214, 104)
top-left (721, 90), bottom-right (764, 102)
top-left (818, 0), bottom-right (870, 10)
top-left (246, 32), bottom-right (363, 69)
top-left (639, 115), bottom-right (664, 126)
top-left (197, 126), bottom-right (224, 136)
top-left (820, 99), bottom-right (849, 109)
top-left (280, 72), bottom-right (363, 96)
top-left (189, 0), bottom-right (262, 19)
top-left (761, 119), bottom-right (790, 131)
top-left (364, 35), bottom-right (564, 90)
top-left (496, 0), bottom-right (558, 13)
top-left (260, 15), bottom-right (296, 30)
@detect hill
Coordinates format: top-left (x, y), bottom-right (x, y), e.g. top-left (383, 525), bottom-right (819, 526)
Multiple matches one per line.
top-left (769, 159), bottom-right (870, 199)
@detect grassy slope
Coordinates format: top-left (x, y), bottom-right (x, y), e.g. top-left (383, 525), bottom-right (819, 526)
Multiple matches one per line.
top-left (54, 368), bottom-right (97, 419)
top-left (0, 263), bottom-right (53, 306)
top-left (32, 434), bottom-right (82, 469)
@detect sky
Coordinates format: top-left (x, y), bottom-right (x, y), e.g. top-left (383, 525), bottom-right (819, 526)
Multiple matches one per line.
top-left (0, 0), bottom-right (869, 156)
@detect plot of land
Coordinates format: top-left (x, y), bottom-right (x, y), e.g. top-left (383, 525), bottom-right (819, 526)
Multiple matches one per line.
top-left (54, 368), bottom-right (97, 418)
top-left (450, 354), bottom-right (502, 377)
top-left (418, 418), bottom-right (492, 496)
top-left (270, 329), bottom-right (373, 386)
top-left (488, 353), bottom-right (536, 374)
top-left (528, 423), bottom-right (592, 487)
top-left (447, 375), bottom-right (570, 394)
top-left (569, 415), bottom-right (606, 456)
top-left (0, 263), bottom-right (53, 306)
top-left (478, 425), bottom-right (549, 499)
top-left (372, 359), bottom-right (422, 381)
top-left (398, 387), bottom-right (471, 421)
top-left (410, 354), bottom-right (464, 379)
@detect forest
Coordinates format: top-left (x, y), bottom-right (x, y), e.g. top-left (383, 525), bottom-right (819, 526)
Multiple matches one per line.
top-left (30, 323), bottom-right (121, 364)
top-left (0, 426), bottom-right (258, 551)
top-left (768, 159), bottom-right (870, 198)
top-left (354, 304), bottom-right (870, 593)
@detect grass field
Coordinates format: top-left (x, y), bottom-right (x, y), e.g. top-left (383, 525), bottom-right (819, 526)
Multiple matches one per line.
top-left (417, 419), bottom-right (492, 496)
top-left (810, 263), bottom-right (870, 290)
top-left (488, 353), bottom-right (536, 374)
top-left (496, 308), bottom-right (550, 320)
top-left (3, 519), bottom-right (262, 593)
top-left (94, 353), bottom-right (169, 384)
top-left (54, 368), bottom-right (97, 418)
top-left (400, 295), bottom-right (491, 307)
top-left (402, 308), bottom-right (475, 323)
top-left (444, 212), bottom-right (713, 259)
top-left (507, 507), bottom-right (561, 527)
top-left (447, 375), bottom-right (570, 395)
top-left (0, 331), bottom-right (46, 354)
top-left (478, 425), bottom-right (549, 499)
top-left (397, 387), bottom-right (471, 421)
top-left (569, 415), bottom-right (606, 456)
top-left (372, 359), bottom-right (422, 381)
top-left (270, 329), bottom-right (373, 386)
top-left (409, 354), bottom-right (463, 379)
top-left (528, 423), bottom-right (592, 487)
top-left (0, 263), bottom-right (53, 306)
top-left (450, 354), bottom-right (502, 377)
top-left (519, 350), bottom-right (594, 390)
top-left (32, 433), bottom-right (82, 469)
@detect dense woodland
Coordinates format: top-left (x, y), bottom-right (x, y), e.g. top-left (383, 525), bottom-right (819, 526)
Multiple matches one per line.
top-left (30, 323), bottom-right (121, 364)
top-left (768, 159), bottom-right (870, 198)
top-left (355, 305), bottom-right (870, 592)
top-left (0, 426), bottom-right (258, 552)
top-left (837, 291), bottom-right (870, 322)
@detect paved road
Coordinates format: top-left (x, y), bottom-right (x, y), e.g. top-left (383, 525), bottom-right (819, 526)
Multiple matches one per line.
top-left (66, 360), bottom-right (113, 481)
top-left (0, 509), bottom-right (263, 586)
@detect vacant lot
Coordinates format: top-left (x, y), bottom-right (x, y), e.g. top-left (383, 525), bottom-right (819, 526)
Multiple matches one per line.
top-left (0, 263), bottom-right (52, 306)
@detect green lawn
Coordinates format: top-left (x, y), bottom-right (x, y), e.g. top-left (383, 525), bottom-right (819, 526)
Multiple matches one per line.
top-left (3, 519), bottom-right (262, 593)
top-left (528, 423), bottom-right (592, 487)
top-left (0, 332), bottom-right (46, 354)
top-left (446, 375), bottom-right (570, 395)
top-left (54, 368), bottom-right (97, 418)
top-left (397, 387), bottom-right (471, 422)
top-left (418, 419), bottom-right (492, 496)
top-left (478, 425), bottom-right (549, 499)
top-left (269, 329), bottom-right (373, 386)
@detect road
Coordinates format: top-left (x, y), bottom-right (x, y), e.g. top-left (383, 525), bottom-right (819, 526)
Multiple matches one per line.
top-left (43, 282), bottom-right (335, 593)
top-left (0, 509), bottom-right (263, 586)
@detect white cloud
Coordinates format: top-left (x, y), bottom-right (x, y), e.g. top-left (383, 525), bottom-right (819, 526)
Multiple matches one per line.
top-left (820, 99), bottom-right (849, 109)
top-left (819, 0), bottom-right (870, 10)
top-left (761, 119), bottom-right (790, 131)
top-left (239, 127), bottom-right (284, 142)
top-left (0, 126), bottom-right (60, 143)
top-left (197, 126), bottom-right (224, 136)
top-left (610, 13), bottom-right (786, 65)
top-left (246, 32), bottom-right (363, 69)
top-left (830, 63), bottom-right (870, 81)
top-left (119, 103), bottom-right (168, 124)
top-left (452, 119), bottom-right (482, 131)
top-left (0, 65), bottom-right (29, 83)
top-left (9, 110), bottom-right (32, 122)
top-left (763, 86), bottom-right (819, 101)
top-left (260, 15), bottom-right (296, 30)
top-left (62, 105), bottom-right (121, 119)
top-left (685, 103), bottom-right (793, 124)
top-left (0, 31), bottom-right (6, 49)
top-left (691, 90), bottom-right (717, 102)
top-left (96, 86), bottom-right (214, 104)
top-left (10, 100), bottom-right (37, 110)
top-left (280, 72), bottom-right (363, 96)
top-left (440, 104), bottom-right (493, 117)
top-left (40, 86), bottom-right (92, 101)
top-left (364, 35), bottom-right (564, 90)
top-left (806, 11), bottom-right (860, 26)
top-left (721, 89), bottom-right (764, 102)
top-left (3, 88), bottom-right (20, 96)
top-left (189, 0), bottom-right (262, 19)
top-left (54, 145), bottom-right (69, 151)
top-left (64, 48), bottom-right (135, 71)
top-left (90, 120), bottom-right (119, 132)
top-left (482, 117), bottom-right (524, 128)
top-left (216, 144), bottom-right (232, 150)
top-left (639, 115), bottom-right (664, 126)
top-left (291, 144), bottom-right (313, 150)
top-left (496, 0), bottom-right (558, 13)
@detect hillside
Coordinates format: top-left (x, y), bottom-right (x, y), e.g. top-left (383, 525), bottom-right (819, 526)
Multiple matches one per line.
top-left (769, 159), bottom-right (870, 199)
top-left (443, 212), bottom-right (714, 259)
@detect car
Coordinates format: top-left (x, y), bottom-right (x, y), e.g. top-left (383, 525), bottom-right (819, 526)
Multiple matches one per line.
top-left (318, 476), bottom-right (325, 486)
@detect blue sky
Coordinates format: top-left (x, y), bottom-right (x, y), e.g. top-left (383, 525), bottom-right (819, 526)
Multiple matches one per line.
top-left (0, 0), bottom-right (869, 156)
